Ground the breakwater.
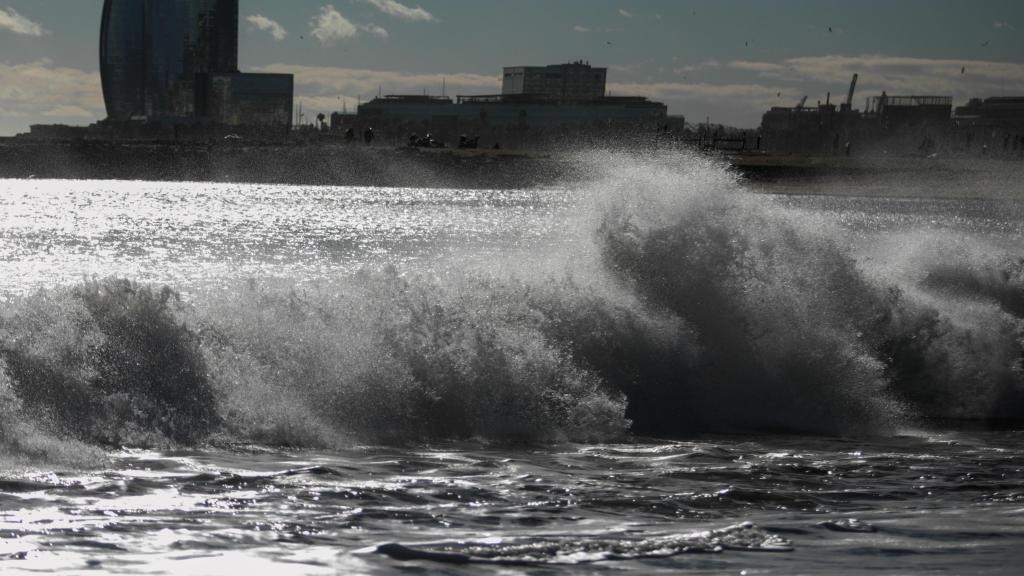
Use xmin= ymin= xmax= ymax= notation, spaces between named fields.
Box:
xmin=3 ymin=140 xmax=1024 ymax=199
xmin=0 ymin=140 xmax=578 ymax=189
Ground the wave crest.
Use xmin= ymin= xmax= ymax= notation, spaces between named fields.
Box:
xmin=2 ymin=151 xmax=1024 ymax=454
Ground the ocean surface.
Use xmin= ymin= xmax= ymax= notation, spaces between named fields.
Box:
xmin=1 ymin=151 xmax=1023 ymax=574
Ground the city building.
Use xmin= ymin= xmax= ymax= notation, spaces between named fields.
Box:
xmin=357 ymin=95 xmax=456 ymax=124
xmin=955 ymin=97 xmax=1024 ymax=127
xmin=357 ymin=93 xmax=665 ymax=127
xmin=758 ymin=72 xmax=965 ymax=156
xmin=349 ymin=62 xmax=662 ymax=144
xmin=99 ymin=0 xmax=291 ymax=129
xmin=502 ymin=62 xmax=607 ymax=101
xmin=867 ymin=93 xmax=953 ymax=129
xmin=201 ymin=73 xmax=294 ymax=127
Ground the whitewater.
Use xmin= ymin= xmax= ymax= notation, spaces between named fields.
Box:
xmin=1 ymin=151 xmax=1023 ymax=574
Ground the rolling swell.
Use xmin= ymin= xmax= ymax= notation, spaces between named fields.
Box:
xmin=1 ymin=151 xmax=1023 ymax=456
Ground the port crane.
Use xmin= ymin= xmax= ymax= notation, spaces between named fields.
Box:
xmin=844 ymin=74 xmax=858 ymax=111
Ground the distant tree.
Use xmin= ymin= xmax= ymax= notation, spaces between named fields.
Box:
xmin=316 ymin=113 xmax=326 ymax=131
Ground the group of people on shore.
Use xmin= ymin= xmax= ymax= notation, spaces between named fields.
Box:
xmin=405 ymin=133 xmax=485 ymax=150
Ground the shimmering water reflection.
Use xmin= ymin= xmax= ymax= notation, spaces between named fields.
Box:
xmin=0 ymin=180 xmax=572 ymax=292
xmin=2 ymin=434 xmax=1023 ymax=574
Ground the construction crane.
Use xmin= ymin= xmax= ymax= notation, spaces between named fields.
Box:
xmin=794 ymin=95 xmax=808 ymax=110
xmin=845 ymin=73 xmax=859 ymax=110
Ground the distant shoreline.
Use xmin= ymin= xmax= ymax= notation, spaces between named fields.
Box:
xmin=0 ymin=140 xmax=581 ymax=189
xmin=1 ymin=139 xmax=1023 ymax=197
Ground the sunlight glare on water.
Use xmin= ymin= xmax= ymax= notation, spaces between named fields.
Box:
xmin=0 ymin=179 xmax=573 ymax=292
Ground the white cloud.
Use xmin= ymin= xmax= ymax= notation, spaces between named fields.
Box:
xmin=609 ymin=80 xmax=792 ymax=102
xmin=609 ymin=79 xmax=804 ymax=126
xmin=728 ymin=60 xmax=788 ymax=74
xmin=255 ymin=63 xmax=498 ymax=110
xmin=294 ymin=95 xmax=361 ymax=111
xmin=618 ymin=9 xmax=633 ymax=18
xmin=673 ymin=60 xmax=720 ymax=75
xmin=0 ymin=106 xmax=28 ymax=118
xmin=573 ymin=25 xmax=592 ymax=33
xmin=42 ymin=105 xmax=95 ymax=118
xmin=993 ymin=20 xmax=1015 ymax=31
xmin=246 ymin=14 xmax=288 ymax=40
xmin=311 ymin=5 xmax=358 ymax=45
xmin=361 ymin=23 xmax=390 ymax=39
xmin=0 ymin=59 xmax=104 ymax=133
xmin=729 ymin=54 xmax=1024 ymax=98
xmin=363 ymin=0 xmax=435 ymax=22
xmin=0 ymin=7 xmax=45 ymax=36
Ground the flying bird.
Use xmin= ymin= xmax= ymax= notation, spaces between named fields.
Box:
xmin=828 ymin=26 xmax=833 ymax=33
xmin=982 ymin=41 xmax=989 ymax=46
xmin=961 ymin=66 xmax=965 ymax=74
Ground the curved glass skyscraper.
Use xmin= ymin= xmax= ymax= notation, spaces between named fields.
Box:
xmin=100 ymin=0 xmax=239 ymax=120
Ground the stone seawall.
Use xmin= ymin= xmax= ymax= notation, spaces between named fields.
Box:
xmin=0 ymin=141 xmax=579 ymax=188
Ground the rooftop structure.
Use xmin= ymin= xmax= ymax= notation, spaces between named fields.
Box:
xmin=501 ymin=62 xmax=607 ymax=102
xmin=202 ymin=73 xmax=294 ymax=127
xmin=357 ymin=93 xmax=664 ymax=126
xmin=955 ymin=97 xmax=1024 ymax=126
xmin=865 ymin=93 xmax=953 ymax=129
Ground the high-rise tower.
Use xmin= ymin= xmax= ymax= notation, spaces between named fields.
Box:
xmin=100 ymin=0 xmax=241 ymax=120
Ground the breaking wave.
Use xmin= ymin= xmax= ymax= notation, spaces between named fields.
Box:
xmin=1 ymin=150 xmax=1023 ymax=457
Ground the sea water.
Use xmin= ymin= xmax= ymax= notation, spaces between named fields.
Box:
xmin=1 ymin=151 xmax=1023 ymax=574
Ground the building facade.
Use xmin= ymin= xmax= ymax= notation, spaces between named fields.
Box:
xmin=100 ymin=0 xmax=288 ymax=129
xmin=955 ymin=97 xmax=1024 ymax=127
xmin=760 ymin=92 xmax=960 ymax=156
xmin=358 ymin=94 xmax=665 ymax=128
xmin=348 ymin=63 xmax=663 ymax=147
xmin=502 ymin=62 xmax=607 ymax=101
xmin=203 ymin=73 xmax=294 ymax=127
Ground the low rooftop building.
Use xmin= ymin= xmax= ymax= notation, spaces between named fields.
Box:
xmin=502 ymin=61 xmax=607 ymax=102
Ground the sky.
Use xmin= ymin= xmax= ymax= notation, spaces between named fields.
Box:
xmin=1 ymin=0 xmax=1023 ymax=135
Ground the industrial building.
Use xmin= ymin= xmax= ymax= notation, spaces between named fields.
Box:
xmin=501 ymin=62 xmax=607 ymax=101
xmin=356 ymin=94 xmax=666 ymax=128
xmin=760 ymin=76 xmax=863 ymax=155
xmin=868 ymin=94 xmax=953 ymax=129
xmin=99 ymin=0 xmax=292 ymax=129
xmin=345 ymin=62 xmax=666 ymax=147
xmin=755 ymin=73 xmax=1000 ymax=157
xmin=201 ymin=73 xmax=294 ymax=127
xmin=955 ymin=97 xmax=1024 ymax=127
